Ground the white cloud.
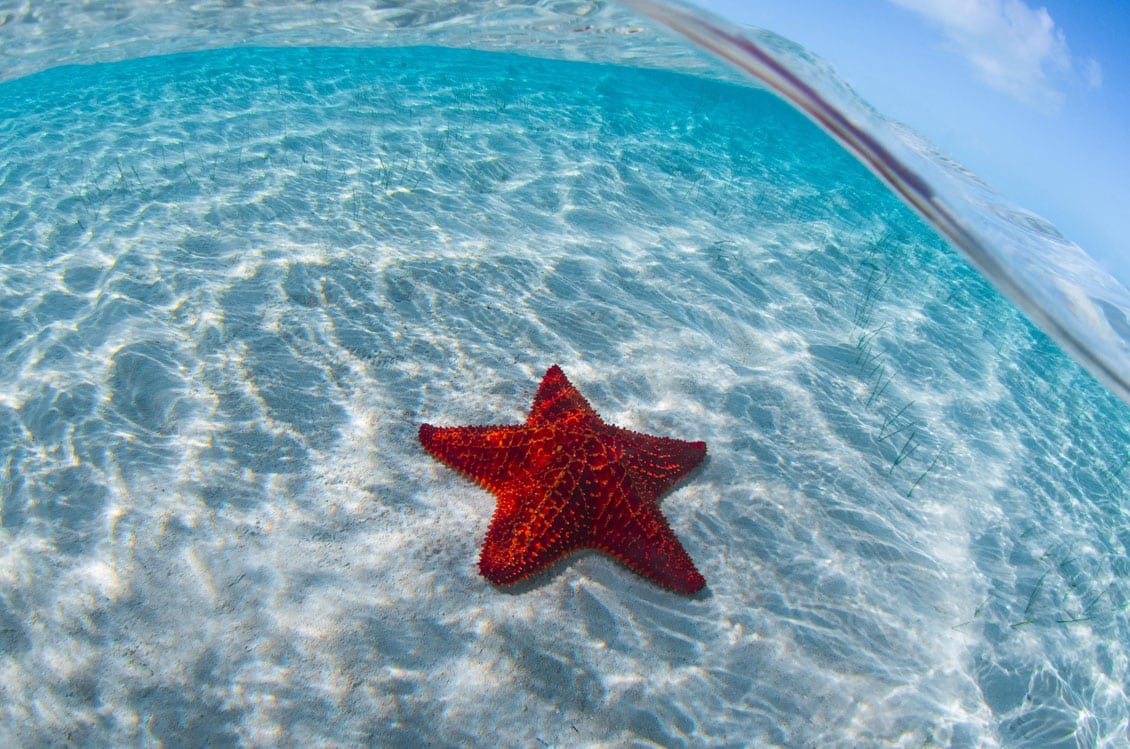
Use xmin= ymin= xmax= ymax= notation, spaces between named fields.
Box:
xmin=889 ymin=0 xmax=1080 ymax=108
xmin=1084 ymin=57 xmax=1103 ymax=89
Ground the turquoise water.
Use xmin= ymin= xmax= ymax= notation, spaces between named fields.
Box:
xmin=1 ymin=44 xmax=1128 ymax=746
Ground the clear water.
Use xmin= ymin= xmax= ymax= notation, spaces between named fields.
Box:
xmin=1 ymin=39 xmax=1128 ymax=749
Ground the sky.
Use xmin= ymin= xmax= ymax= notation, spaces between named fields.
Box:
xmin=694 ymin=0 xmax=1130 ymax=287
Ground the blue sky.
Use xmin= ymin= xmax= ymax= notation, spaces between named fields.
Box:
xmin=694 ymin=0 xmax=1130 ymax=286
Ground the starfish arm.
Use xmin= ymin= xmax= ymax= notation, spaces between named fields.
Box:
xmin=478 ymin=465 xmax=590 ymax=586
xmin=528 ymin=364 xmax=599 ymax=427
xmin=418 ymin=423 xmax=548 ymax=493
xmin=592 ymin=494 xmax=706 ymax=594
xmin=586 ymin=444 xmax=705 ymax=594
xmin=607 ymin=424 xmax=707 ymax=499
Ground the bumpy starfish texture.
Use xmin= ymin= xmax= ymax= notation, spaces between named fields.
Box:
xmin=419 ymin=364 xmax=706 ymax=594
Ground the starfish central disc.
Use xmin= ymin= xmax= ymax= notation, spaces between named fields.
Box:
xmin=419 ymin=364 xmax=707 ymax=594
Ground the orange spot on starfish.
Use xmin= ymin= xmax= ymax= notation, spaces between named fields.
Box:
xmin=419 ymin=364 xmax=707 ymax=594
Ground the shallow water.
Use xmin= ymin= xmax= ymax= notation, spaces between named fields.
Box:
xmin=1 ymin=40 xmax=1128 ymax=749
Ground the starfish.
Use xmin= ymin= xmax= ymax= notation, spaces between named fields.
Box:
xmin=418 ymin=364 xmax=707 ymax=594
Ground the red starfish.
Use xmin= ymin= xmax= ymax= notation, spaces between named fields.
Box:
xmin=419 ymin=364 xmax=707 ymax=594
